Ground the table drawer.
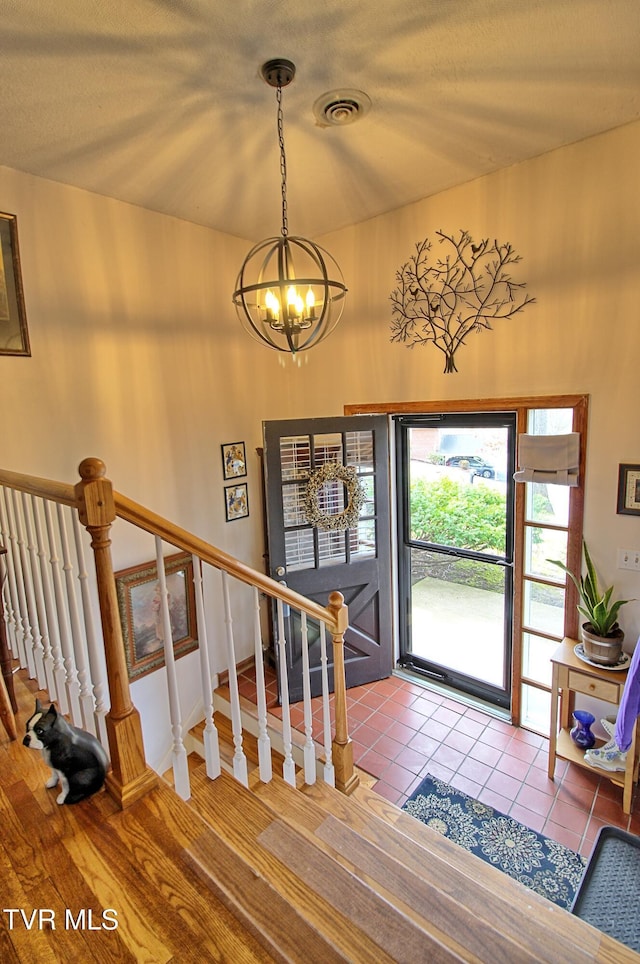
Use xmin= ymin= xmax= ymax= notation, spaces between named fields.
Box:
xmin=567 ymin=670 xmax=620 ymax=702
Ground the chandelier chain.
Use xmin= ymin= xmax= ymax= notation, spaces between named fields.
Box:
xmin=276 ymin=84 xmax=288 ymax=238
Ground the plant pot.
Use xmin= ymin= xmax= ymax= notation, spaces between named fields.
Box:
xmin=581 ymin=622 xmax=624 ymax=666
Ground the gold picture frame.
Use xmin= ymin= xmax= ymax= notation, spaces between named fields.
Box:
xmin=0 ymin=212 xmax=30 ymax=356
xmin=115 ymin=552 xmax=198 ymax=680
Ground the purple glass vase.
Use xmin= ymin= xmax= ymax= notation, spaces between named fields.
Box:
xmin=570 ymin=710 xmax=596 ymax=749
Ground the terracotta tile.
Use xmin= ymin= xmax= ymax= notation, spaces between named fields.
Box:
xmin=456 ymin=757 xmax=493 ymax=786
xmin=443 ymin=729 xmax=475 ymax=755
xmin=378 ymin=760 xmax=421 ymax=794
xmin=514 ymin=784 xmax=554 ymax=818
xmin=549 ymin=799 xmax=589 ymax=836
xmin=486 ymin=717 xmax=515 ymax=735
xmin=455 ymin=715 xmax=486 ymax=739
xmin=432 ymin=705 xmax=463 ymax=728
xmin=352 ymin=721 xmax=382 ymax=748
xmin=485 ymin=769 xmax=521 ymax=802
xmin=394 ymin=706 xmax=431 ymax=731
xmin=591 ymin=790 xmax=628 ymax=828
xmin=359 ymin=689 xmax=389 ymax=710
xmin=386 ymin=719 xmax=420 ymax=745
xmin=508 ymin=803 xmax=546 ymax=833
xmin=371 ymin=779 xmax=405 ymax=806
xmin=468 ymin=741 xmax=501 ymax=767
xmin=503 ymin=738 xmax=539 ymax=766
xmin=429 ymin=743 xmax=466 ymax=772
xmin=372 ymin=733 xmax=405 ymax=762
xmin=407 ymin=730 xmax=440 ymax=757
xmin=462 ymin=707 xmax=491 ymax=724
xmin=557 ymin=781 xmax=596 ymax=812
xmin=478 ymin=786 xmax=511 ymax=815
xmin=385 ymin=687 xmax=421 ymax=708
xmin=348 ymin=701 xmax=375 ymax=724
xmin=357 ymin=748 xmax=389 ymax=780
xmin=524 ymin=765 xmax=558 ymax=795
xmin=510 ymin=728 xmax=545 ymax=749
xmin=395 ymin=745 xmax=432 ymax=774
xmin=423 ymin=760 xmax=455 ymax=785
xmin=451 ymin=774 xmax=483 ymax=799
xmin=411 ymin=695 xmax=440 ymax=717
xmin=542 ymin=819 xmax=582 ymax=852
xmin=419 ymin=717 xmax=451 ymax=742
xmin=495 ymin=753 xmax=530 ymax=782
xmin=365 ymin=711 xmax=397 ymax=736
xmin=478 ymin=727 xmax=512 ymax=750
xmin=562 ymin=762 xmax=601 ymax=792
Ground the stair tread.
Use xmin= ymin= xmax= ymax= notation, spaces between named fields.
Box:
xmin=187 ymin=762 xmax=468 ymax=963
xmin=253 ymin=775 xmax=593 ymax=964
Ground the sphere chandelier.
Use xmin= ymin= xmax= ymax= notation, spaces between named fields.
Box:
xmin=232 ymin=59 xmax=347 ymax=355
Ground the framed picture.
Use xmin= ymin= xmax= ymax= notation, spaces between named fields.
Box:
xmin=221 ymin=441 xmax=247 ymax=479
xmin=0 ymin=213 xmax=30 ymax=356
xmin=115 ymin=552 xmax=198 ymax=681
xmin=617 ymin=464 xmax=640 ymax=516
xmin=224 ymin=483 xmax=249 ymax=521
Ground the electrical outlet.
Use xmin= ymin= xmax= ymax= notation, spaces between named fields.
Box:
xmin=617 ymin=548 xmax=640 ymax=571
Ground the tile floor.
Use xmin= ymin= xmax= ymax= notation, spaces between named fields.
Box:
xmin=238 ymin=665 xmax=640 ymax=859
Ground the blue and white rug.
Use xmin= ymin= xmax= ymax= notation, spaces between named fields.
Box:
xmin=402 ymin=774 xmax=587 ymax=909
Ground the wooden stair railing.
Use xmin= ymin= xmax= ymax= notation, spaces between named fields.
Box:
xmin=0 ymin=457 xmax=357 ymax=806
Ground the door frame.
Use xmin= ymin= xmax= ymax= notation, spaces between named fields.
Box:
xmin=345 ymin=395 xmax=588 ymax=726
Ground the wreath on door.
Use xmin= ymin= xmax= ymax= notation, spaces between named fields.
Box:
xmin=303 ymin=463 xmax=365 ymax=531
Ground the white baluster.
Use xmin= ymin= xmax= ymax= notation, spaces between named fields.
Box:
xmin=10 ymin=489 xmax=37 ymax=678
xmin=155 ymin=536 xmax=190 ymax=801
xmin=300 ymin=612 xmax=316 ymax=785
xmin=30 ymin=498 xmax=58 ymax=701
xmin=253 ymin=586 xmax=272 ymax=783
xmin=192 ymin=555 xmax=220 ymax=781
xmin=276 ymin=598 xmax=296 ymax=787
xmin=320 ymin=621 xmax=335 ymax=787
xmin=56 ymin=505 xmax=93 ymax=729
xmin=43 ymin=500 xmax=76 ymax=716
xmin=221 ymin=571 xmax=248 ymax=787
xmin=21 ymin=493 xmax=47 ymax=687
xmin=72 ymin=511 xmax=108 ymax=745
xmin=0 ymin=487 xmax=22 ymax=661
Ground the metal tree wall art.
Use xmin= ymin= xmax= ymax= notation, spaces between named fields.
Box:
xmin=390 ymin=229 xmax=535 ymax=373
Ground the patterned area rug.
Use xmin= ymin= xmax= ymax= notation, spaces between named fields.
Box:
xmin=402 ymin=774 xmax=587 ymax=909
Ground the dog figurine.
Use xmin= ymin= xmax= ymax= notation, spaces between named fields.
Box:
xmin=23 ymin=700 xmax=108 ymax=805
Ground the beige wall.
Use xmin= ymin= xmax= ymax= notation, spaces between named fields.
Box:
xmin=1 ymin=119 xmax=639 ymax=663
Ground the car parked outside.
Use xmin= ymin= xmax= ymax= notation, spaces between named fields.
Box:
xmin=444 ymin=455 xmax=496 ymax=478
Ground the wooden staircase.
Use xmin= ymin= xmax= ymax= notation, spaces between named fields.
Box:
xmin=177 ymin=709 xmax=640 ymax=963
xmin=2 ymin=665 xmax=639 ymax=962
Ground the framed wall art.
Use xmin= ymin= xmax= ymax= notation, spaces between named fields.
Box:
xmin=221 ymin=441 xmax=247 ymax=479
xmin=115 ymin=552 xmax=198 ymax=681
xmin=0 ymin=212 xmax=30 ymax=356
xmin=224 ymin=483 xmax=249 ymax=521
xmin=617 ymin=463 xmax=640 ymax=516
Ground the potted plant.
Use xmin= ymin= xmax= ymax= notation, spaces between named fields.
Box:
xmin=549 ymin=541 xmax=635 ymax=665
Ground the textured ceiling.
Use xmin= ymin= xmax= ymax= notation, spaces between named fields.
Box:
xmin=1 ymin=0 xmax=639 ymax=242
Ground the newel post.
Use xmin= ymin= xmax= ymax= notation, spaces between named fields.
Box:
xmin=327 ymin=591 xmax=359 ymax=795
xmin=75 ymin=458 xmax=157 ymax=808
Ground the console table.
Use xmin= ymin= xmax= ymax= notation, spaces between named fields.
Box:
xmin=548 ymin=638 xmax=639 ymax=814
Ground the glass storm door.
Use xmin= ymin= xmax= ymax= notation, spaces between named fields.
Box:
xmin=396 ymin=412 xmax=516 ymax=709
xmin=263 ymin=415 xmax=393 ymax=702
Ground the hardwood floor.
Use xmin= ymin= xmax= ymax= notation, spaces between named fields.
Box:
xmin=2 ymin=666 xmax=638 ymax=962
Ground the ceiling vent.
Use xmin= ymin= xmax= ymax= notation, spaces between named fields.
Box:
xmin=313 ymin=89 xmax=371 ymax=128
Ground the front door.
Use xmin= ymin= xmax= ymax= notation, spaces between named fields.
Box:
xmin=263 ymin=415 xmax=392 ymax=702
xmin=396 ymin=412 xmax=516 ymax=709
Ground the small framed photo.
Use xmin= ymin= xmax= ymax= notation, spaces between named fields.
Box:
xmin=115 ymin=552 xmax=198 ymax=681
xmin=221 ymin=441 xmax=247 ymax=480
xmin=0 ymin=212 xmax=30 ymax=356
xmin=617 ymin=464 xmax=640 ymax=516
xmin=224 ymin=483 xmax=249 ymax=521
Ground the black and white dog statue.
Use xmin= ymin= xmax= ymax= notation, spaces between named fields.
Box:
xmin=23 ymin=700 xmax=108 ymax=805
